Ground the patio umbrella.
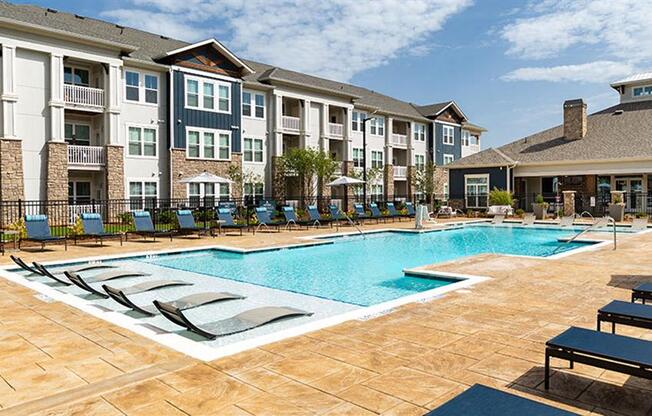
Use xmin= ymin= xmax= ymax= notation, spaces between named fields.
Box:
xmin=328 ymin=176 xmax=365 ymax=211
xmin=179 ymin=171 xmax=234 ymax=184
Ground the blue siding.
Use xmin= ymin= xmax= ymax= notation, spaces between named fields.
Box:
xmin=449 ymin=167 xmax=509 ymax=197
xmin=172 ymin=70 xmax=241 ymax=153
xmin=433 ymin=122 xmax=462 ymax=165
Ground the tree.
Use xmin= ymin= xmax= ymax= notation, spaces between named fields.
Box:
xmin=349 ymin=166 xmax=383 ymax=197
xmin=414 ymin=160 xmax=436 ymax=202
xmin=279 ymin=148 xmax=338 ymax=201
xmin=228 ymin=165 xmax=263 ymax=197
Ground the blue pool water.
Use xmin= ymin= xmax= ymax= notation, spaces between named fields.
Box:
xmin=142 ymin=225 xmax=591 ymax=306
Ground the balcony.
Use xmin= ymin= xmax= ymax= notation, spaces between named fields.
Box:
xmin=394 ymin=165 xmax=407 ymax=179
xmin=391 ymin=133 xmax=408 ymax=146
xmin=64 ymin=84 xmax=105 ymax=112
xmin=68 ymin=145 xmax=105 ymax=169
xmin=328 ymin=123 xmax=344 ymax=138
xmin=282 ymin=116 xmax=301 ymax=132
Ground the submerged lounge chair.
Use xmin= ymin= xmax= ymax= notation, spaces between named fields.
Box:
xmin=597 ymin=300 xmax=652 ymax=333
xmin=127 ymin=211 xmax=175 ymax=241
xmin=254 ymin=207 xmax=284 ymax=233
xmin=369 ymin=203 xmax=390 ymax=223
xmin=559 ymin=215 xmax=575 ymax=227
xmin=353 ymin=204 xmax=372 ymax=223
xmin=105 ymin=288 xmax=244 ymax=316
xmin=32 ymin=261 xmax=116 ymax=285
xmin=102 ymin=280 xmax=192 ymax=309
xmin=154 ymin=302 xmax=313 ymax=338
xmin=425 ymin=384 xmax=577 ymax=416
xmin=21 ymin=215 xmax=67 ymax=251
xmin=631 ymin=217 xmax=649 ymax=231
xmin=386 ymin=202 xmax=407 ymax=221
xmin=175 ymin=210 xmax=210 ymax=238
xmin=492 ymin=214 xmax=505 ymax=225
xmin=64 ymin=270 xmax=150 ymax=298
xmin=216 ymin=208 xmax=248 ymax=235
xmin=79 ymin=213 xmax=123 ymax=246
xmin=306 ymin=205 xmax=333 ymax=228
xmin=632 ymin=283 xmax=652 ymax=304
xmin=522 ymin=213 xmax=536 ymax=226
xmin=545 ymin=326 xmax=652 ymax=389
xmin=282 ymin=206 xmax=313 ymax=229
xmin=10 ymin=255 xmax=42 ymax=275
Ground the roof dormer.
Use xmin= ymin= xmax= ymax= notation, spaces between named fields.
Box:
xmin=610 ymin=72 xmax=652 ymax=104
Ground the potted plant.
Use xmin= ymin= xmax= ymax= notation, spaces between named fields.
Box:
xmin=532 ymin=194 xmax=549 ymax=219
xmin=608 ymin=194 xmax=625 ymax=222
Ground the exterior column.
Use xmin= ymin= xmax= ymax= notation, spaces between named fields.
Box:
xmin=562 ymin=190 xmax=576 ymax=216
xmin=105 ymin=145 xmax=125 ymax=200
xmin=0 ymin=44 xmax=24 ymax=201
xmin=299 ymin=99 xmax=310 ymax=148
xmin=384 ymin=117 xmax=394 ymax=199
xmin=105 ymin=63 xmax=121 ymax=145
xmin=271 ymin=94 xmax=285 ymax=199
xmin=45 ymin=53 xmax=68 ymax=201
xmin=49 ymin=53 xmax=65 ymax=142
xmin=1 ymin=44 xmax=18 ymax=139
xmin=407 ymin=121 xmax=416 ymax=198
xmin=343 ymin=106 xmax=353 ymax=162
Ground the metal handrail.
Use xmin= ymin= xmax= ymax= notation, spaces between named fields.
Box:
xmin=579 ymin=211 xmax=594 ymax=221
xmin=556 ymin=215 xmax=617 ymax=252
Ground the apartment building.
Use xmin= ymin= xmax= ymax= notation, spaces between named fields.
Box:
xmin=0 ymin=1 xmax=485 ymax=206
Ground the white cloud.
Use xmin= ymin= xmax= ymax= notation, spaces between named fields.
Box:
xmin=102 ymin=0 xmax=472 ymax=81
xmin=502 ymin=61 xmax=636 ymax=83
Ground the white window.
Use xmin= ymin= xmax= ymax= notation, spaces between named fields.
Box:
xmin=244 ymin=183 xmax=264 ymax=200
xmin=219 ymin=183 xmax=230 ymax=200
xmin=125 ymin=70 xmax=159 ymax=104
xmin=465 ymin=175 xmax=489 ymax=208
xmin=188 ymin=183 xmax=220 ymax=206
xmin=415 ymin=154 xmax=425 ymax=170
xmin=443 ymin=154 xmax=454 ymax=165
xmin=633 ymin=86 xmax=652 ymax=97
xmin=242 ymin=91 xmax=251 ymax=116
xmin=129 ymin=181 xmax=158 ymax=209
xmin=370 ymin=117 xmax=385 ymax=136
xmin=64 ymin=66 xmax=89 ymax=86
xmin=187 ymin=128 xmax=230 ymax=160
xmin=353 ymin=148 xmax=364 ymax=168
xmin=352 ymin=111 xmax=367 ymax=132
xmin=128 ymin=126 xmax=157 ymax=157
xmin=470 ymin=135 xmax=479 ymax=146
xmin=371 ymin=184 xmax=383 ymax=201
xmin=244 ymin=138 xmax=264 ymax=162
xmin=443 ymin=183 xmax=449 ymax=200
xmin=185 ymin=76 xmax=230 ymax=113
xmin=65 ymin=123 xmax=90 ymax=146
xmin=68 ymin=181 xmax=91 ymax=204
xmin=442 ymin=125 xmax=454 ymax=145
xmin=243 ymin=91 xmax=265 ymax=118
xmin=462 ymin=130 xmax=470 ymax=146
xmin=371 ymin=150 xmax=383 ymax=169
xmin=413 ymin=123 xmax=426 ymax=141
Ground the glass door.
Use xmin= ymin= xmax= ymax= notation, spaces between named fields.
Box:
xmin=615 ymin=177 xmax=643 ymax=211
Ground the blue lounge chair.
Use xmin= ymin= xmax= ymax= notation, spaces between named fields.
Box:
xmin=386 ymin=202 xmax=407 ymax=221
xmin=353 ymin=204 xmax=372 ymax=223
xmin=632 ymin=282 xmax=652 ymax=304
xmin=127 ymin=211 xmax=174 ymax=241
xmin=425 ymin=384 xmax=577 ymax=415
xmin=369 ymin=203 xmax=390 ymax=223
xmin=405 ymin=202 xmax=416 ymax=217
xmin=79 ymin=213 xmax=123 ymax=246
xmin=306 ymin=205 xmax=333 ymax=228
xmin=21 ymin=215 xmax=67 ymax=251
xmin=545 ymin=326 xmax=652 ymax=389
xmin=175 ymin=210 xmax=210 ymax=238
xmin=329 ymin=205 xmax=349 ymax=226
xmin=597 ymin=300 xmax=652 ymax=333
xmin=215 ymin=208 xmax=248 ymax=235
xmin=255 ymin=207 xmax=284 ymax=233
xmin=282 ymin=206 xmax=314 ymax=229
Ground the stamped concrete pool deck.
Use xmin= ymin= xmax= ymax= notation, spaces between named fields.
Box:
xmin=0 ymin=219 xmax=650 ymax=415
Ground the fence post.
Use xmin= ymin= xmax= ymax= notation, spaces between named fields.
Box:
xmin=18 ymin=199 xmax=23 ymax=220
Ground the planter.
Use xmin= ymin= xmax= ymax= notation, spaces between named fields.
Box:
xmin=608 ymin=203 xmax=625 ymax=222
xmin=531 ymin=203 xmax=548 ymax=220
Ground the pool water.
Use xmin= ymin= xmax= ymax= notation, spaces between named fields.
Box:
xmin=141 ymin=225 xmax=591 ymax=307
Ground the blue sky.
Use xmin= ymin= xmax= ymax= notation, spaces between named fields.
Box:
xmin=17 ymin=0 xmax=651 ymax=148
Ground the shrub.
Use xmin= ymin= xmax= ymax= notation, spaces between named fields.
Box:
xmin=68 ymin=217 xmax=84 ymax=236
xmin=534 ymin=194 xmax=545 ymax=204
xmin=488 ymin=188 xmax=514 ymax=206
xmin=635 ymin=212 xmax=648 ymax=219
xmin=515 ymin=209 xmax=524 ymax=217
xmin=118 ymin=212 xmax=133 ymax=226
xmin=6 ymin=218 xmax=26 ymax=239
xmin=613 ymin=194 xmax=623 ymax=204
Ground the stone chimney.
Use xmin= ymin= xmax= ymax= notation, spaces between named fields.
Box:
xmin=563 ymin=99 xmax=587 ymax=140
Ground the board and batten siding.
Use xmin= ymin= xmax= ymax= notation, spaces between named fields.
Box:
xmin=172 ymin=70 xmax=242 ymax=153
xmin=449 ymin=166 xmax=509 ymax=197
xmin=433 ymin=121 xmax=462 ymax=166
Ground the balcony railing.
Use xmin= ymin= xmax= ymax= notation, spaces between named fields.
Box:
xmin=394 ymin=165 xmax=407 ymax=178
xmin=282 ymin=116 xmax=301 ymax=131
xmin=391 ymin=133 xmax=408 ymax=146
xmin=329 ymin=123 xmax=344 ymax=137
xmin=64 ymin=84 xmax=105 ymax=111
xmin=68 ymin=145 xmax=105 ymax=167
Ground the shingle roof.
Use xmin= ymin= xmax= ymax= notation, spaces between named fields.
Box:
xmin=413 ymin=101 xmax=453 ymax=117
xmin=449 ymin=100 xmax=652 ymax=168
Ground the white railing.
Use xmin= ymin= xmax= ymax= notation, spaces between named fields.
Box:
xmin=282 ymin=116 xmax=301 ymax=131
xmin=68 ymin=145 xmax=105 ymax=166
xmin=391 ymin=133 xmax=408 ymax=146
xmin=64 ymin=84 xmax=105 ymax=109
xmin=68 ymin=204 xmax=103 ymax=224
xmin=394 ymin=165 xmax=407 ymax=178
xmin=329 ymin=123 xmax=344 ymax=137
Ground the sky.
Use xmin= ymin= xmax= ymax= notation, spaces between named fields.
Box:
xmin=17 ymin=0 xmax=652 ymax=148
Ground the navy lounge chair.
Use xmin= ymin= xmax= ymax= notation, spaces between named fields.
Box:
xmin=632 ymin=283 xmax=652 ymax=304
xmin=175 ymin=210 xmax=210 ymax=238
xmin=545 ymin=326 xmax=652 ymax=389
xmin=405 ymin=201 xmax=416 ymax=217
xmin=353 ymin=204 xmax=372 ymax=223
xmin=154 ymin=302 xmax=313 ymax=338
xmin=127 ymin=211 xmax=174 ymax=241
xmin=306 ymin=205 xmax=333 ymax=228
xmin=597 ymin=300 xmax=652 ymax=333
xmin=21 ymin=215 xmax=67 ymax=251
xmin=425 ymin=384 xmax=577 ymax=416
xmin=386 ymin=202 xmax=407 ymax=221
xmin=64 ymin=270 xmax=150 ymax=298
xmin=329 ymin=205 xmax=349 ymax=226
xmin=369 ymin=203 xmax=390 ymax=223
xmin=215 ymin=208 xmax=248 ymax=235
xmin=282 ymin=206 xmax=313 ymax=229
xmin=79 ymin=213 xmax=123 ymax=246
xmin=255 ymin=207 xmax=283 ymax=233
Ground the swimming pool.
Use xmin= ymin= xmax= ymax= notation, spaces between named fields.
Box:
xmin=141 ymin=225 xmax=591 ymax=306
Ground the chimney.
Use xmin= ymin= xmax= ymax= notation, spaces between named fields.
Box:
xmin=563 ymin=99 xmax=587 ymax=140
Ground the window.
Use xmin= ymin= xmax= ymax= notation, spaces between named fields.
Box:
xmin=64 ymin=123 xmax=90 ymax=146
xmin=353 ymin=148 xmax=364 ymax=168
xmin=465 ymin=175 xmax=488 ymax=208
xmin=443 ymin=154 xmax=454 ymax=165
xmin=470 ymin=135 xmax=479 ymax=146
xmin=68 ymin=181 xmax=91 ymax=204
xmin=187 ymin=128 xmax=230 ymax=160
xmin=244 ymin=183 xmax=264 ymax=202
xmin=413 ymin=124 xmax=426 ymax=141
xmin=186 ymin=79 xmax=199 ymax=107
xmin=203 ymin=82 xmax=214 ymax=110
xmin=442 ymin=125 xmax=454 ymax=145
xmin=188 ymin=183 xmax=218 ymax=207
xmin=218 ymin=84 xmax=230 ymax=112
xmin=64 ymin=66 xmax=89 ymax=86
xmin=244 ymin=138 xmax=264 ymax=162
xmin=128 ymin=126 xmax=157 ymax=157
xmin=219 ymin=183 xmax=230 ymax=200
xmin=371 ymin=151 xmax=383 ymax=169
xmin=462 ymin=130 xmax=470 ymax=146
xmin=633 ymin=86 xmax=652 ymax=97
xmin=185 ymin=76 xmax=230 ymax=113
xmin=125 ymin=70 xmax=159 ymax=104
xmin=443 ymin=183 xmax=449 ymax=200
xmin=242 ymin=91 xmax=251 ymax=116
xmin=415 ymin=154 xmax=425 ymax=170
xmin=255 ymin=94 xmax=265 ymax=118
xmin=129 ymin=181 xmax=157 ymax=209
xmin=370 ymin=117 xmax=385 ymax=136
xmin=352 ymin=111 xmax=367 ymax=132
xmin=371 ymin=184 xmax=383 ymax=201
xmin=242 ymin=91 xmax=265 ymax=118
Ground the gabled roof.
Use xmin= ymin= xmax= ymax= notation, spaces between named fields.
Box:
xmin=449 ymin=100 xmax=652 ymax=168
xmin=413 ymin=101 xmax=468 ymax=121
xmin=160 ymin=39 xmax=254 ymax=75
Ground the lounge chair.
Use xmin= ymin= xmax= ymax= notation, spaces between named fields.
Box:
xmin=105 ymin=288 xmax=244 ymax=316
xmin=21 ymin=215 xmax=67 ymax=251
xmin=632 ymin=283 xmax=652 ymax=304
xmin=545 ymin=326 xmax=652 ymax=389
xmin=10 ymin=255 xmax=42 ymax=275
xmin=405 ymin=202 xmax=416 ymax=218
xmin=175 ymin=210 xmax=210 ymax=238
xmin=32 ymin=261 xmax=117 ymax=286
xmin=127 ymin=211 xmax=175 ymax=241
xmin=282 ymin=206 xmax=313 ymax=229
xmin=154 ymin=302 xmax=313 ymax=338
xmin=597 ymin=300 xmax=652 ymax=333
xmin=369 ymin=203 xmax=390 ymax=223
xmin=353 ymin=204 xmax=372 ymax=223
xmin=306 ymin=205 xmax=333 ymax=228
xmin=216 ymin=208 xmax=248 ymax=235
xmin=522 ymin=213 xmax=536 ymax=226
xmin=386 ymin=202 xmax=407 ymax=221
xmin=437 ymin=206 xmax=455 ymax=218
xmin=329 ymin=205 xmax=350 ymax=226
xmin=254 ymin=207 xmax=283 ymax=233
xmin=64 ymin=270 xmax=150 ymax=298
xmin=631 ymin=217 xmax=649 ymax=231
xmin=79 ymin=213 xmax=123 ymax=246
xmin=425 ymin=384 xmax=577 ymax=416
xmin=559 ymin=215 xmax=575 ymax=227
xmin=102 ymin=280 xmax=192 ymax=308
xmin=492 ymin=214 xmax=504 ymax=225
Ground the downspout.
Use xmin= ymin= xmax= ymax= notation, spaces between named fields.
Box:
xmin=168 ymin=67 xmax=174 ymax=199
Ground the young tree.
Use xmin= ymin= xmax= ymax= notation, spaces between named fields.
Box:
xmin=349 ymin=166 xmax=383 ymax=198
xmin=414 ymin=160 xmax=436 ymax=203
xmin=228 ymin=165 xmax=263 ymax=198
xmin=280 ymin=148 xmax=338 ymax=201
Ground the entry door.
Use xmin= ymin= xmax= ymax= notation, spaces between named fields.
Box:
xmin=615 ymin=178 xmax=643 ymax=211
